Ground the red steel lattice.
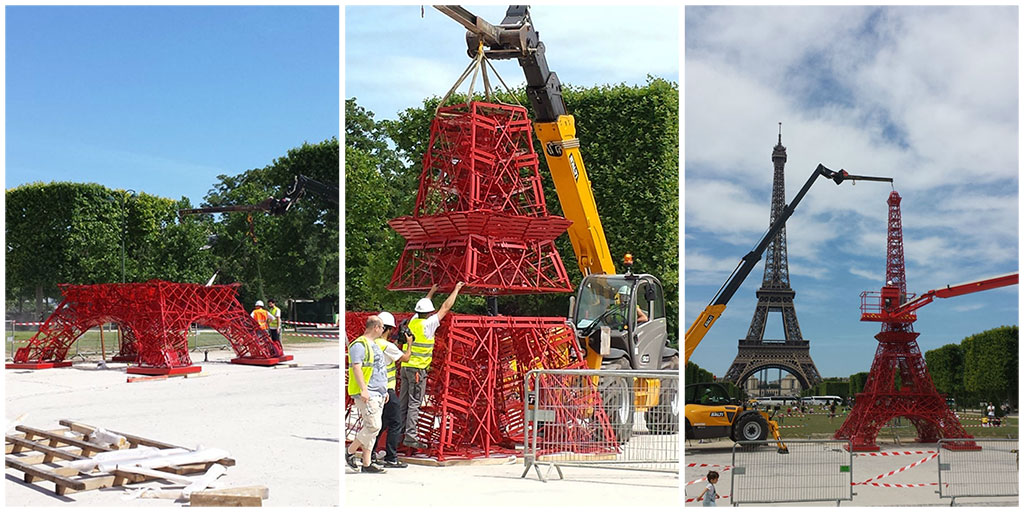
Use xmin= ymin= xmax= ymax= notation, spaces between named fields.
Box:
xmin=388 ymin=101 xmax=572 ymax=295
xmin=835 ymin=191 xmax=975 ymax=451
xmin=7 ymin=281 xmax=291 ymax=374
xmin=344 ymin=311 xmax=614 ymax=461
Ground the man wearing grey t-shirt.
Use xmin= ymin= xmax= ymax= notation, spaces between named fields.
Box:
xmin=346 ymin=316 xmax=390 ymax=473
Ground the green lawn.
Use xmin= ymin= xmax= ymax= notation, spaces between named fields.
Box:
xmin=770 ymin=409 xmax=1018 ymax=439
xmin=6 ymin=328 xmax=336 ymax=359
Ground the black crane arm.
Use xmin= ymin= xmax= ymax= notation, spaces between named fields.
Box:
xmin=710 ymin=164 xmax=893 ymax=307
xmin=434 ymin=5 xmax=566 ymax=122
xmin=177 ymin=175 xmax=338 ymax=219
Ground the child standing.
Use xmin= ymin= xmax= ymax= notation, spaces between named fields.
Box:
xmin=697 ymin=470 xmax=720 ymax=506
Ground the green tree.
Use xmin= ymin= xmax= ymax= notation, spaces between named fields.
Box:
xmin=347 ymin=78 xmax=680 ymax=339
xmin=925 ymin=343 xmax=964 ymax=403
xmin=849 ymin=371 xmax=869 ymax=396
xmin=962 ymin=325 xmax=1018 ymax=408
xmin=203 ymin=138 xmax=340 ymax=307
xmin=6 ymin=183 xmax=216 ymax=318
xmin=685 ymin=360 xmax=715 ymax=385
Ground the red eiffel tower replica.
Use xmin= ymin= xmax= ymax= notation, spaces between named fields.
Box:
xmin=835 ymin=191 xmax=977 ymax=451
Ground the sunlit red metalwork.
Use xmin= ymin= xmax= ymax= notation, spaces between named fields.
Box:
xmin=344 ymin=311 xmax=613 ymax=461
xmin=7 ymin=281 xmax=291 ymax=374
xmin=835 ymin=191 xmax=975 ymax=451
xmin=388 ymin=101 xmax=572 ymax=295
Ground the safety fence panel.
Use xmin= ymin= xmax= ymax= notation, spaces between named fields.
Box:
xmin=522 ymin=369 xmax=678 ymax=482
xmin=937 ymin=438 xmax=1018 ymax=504
xmin=730 ymin=439 xmax=853 ymax=506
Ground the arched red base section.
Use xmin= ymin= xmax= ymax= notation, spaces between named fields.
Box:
xmin=7 ymin=280 xmax=290 ymax=371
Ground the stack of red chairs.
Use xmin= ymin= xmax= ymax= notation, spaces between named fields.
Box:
xmin=387 ymin=101 xmax=573 ymax=296
xmin=344 ymin=311 xmax=613 ymax=461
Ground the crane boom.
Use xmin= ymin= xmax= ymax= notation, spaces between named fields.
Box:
xmin=178 ymin=175 xmax=338 ymax=218
xmin=866 ymin=272 xmax=1019 ymax=322
xmin=684 ymin=164 xmax=893 ymax=364
xmin=434 ymin=5 xmax=615 ymax=276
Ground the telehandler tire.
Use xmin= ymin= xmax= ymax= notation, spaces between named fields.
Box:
xmin=599 ymin=358 xmax=634 ymax=444
xmin=732 ymin=412 xmax=769 ymax=442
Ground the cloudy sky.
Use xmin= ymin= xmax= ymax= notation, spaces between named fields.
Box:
xmin=685 ymin=6 xmax=1019 ymax=379
xmin=345 ymin=5 xmax=679 ymax=120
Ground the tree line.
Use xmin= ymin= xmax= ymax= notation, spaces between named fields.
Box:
xmin=6 ymin=139 xmax=339 ymax=320
xmin=345 ymin=78 xmax=679 ymax=341
xmin=685 ymin=325 xmax=1018 ymax=411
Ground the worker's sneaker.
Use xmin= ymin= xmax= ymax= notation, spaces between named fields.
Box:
xmin=382 ymin=459 xmax=408 ymax=469
xmin=361 ymin=464 xmax=386 ymax=474
xmin=346 ymin=453 xmax=359 ymax=470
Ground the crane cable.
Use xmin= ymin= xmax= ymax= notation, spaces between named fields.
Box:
xmin=434 ymin=40 xmax=524 ymax=116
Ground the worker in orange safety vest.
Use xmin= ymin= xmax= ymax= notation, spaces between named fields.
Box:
xmin=251 ymin=300 xmax=274 ymax=331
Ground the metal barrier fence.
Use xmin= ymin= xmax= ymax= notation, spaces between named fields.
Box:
xmin=937 ymin=438 xmax=1018 ymax=505
xmin=521 ymin=369 xmax=678 ymax=482
xmin=730 ymin=439 xmax=853 ymax=506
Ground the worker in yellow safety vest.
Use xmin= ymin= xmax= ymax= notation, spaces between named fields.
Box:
xmin=373 ymin=312 xmax=412 ymax=468
xmin=346 ymin=315 xmax=388 ymax=474
xmin=401 ymin=281 xmax=465 ymax=449
xmin=266 ymin=299 xmax=282 ymax=343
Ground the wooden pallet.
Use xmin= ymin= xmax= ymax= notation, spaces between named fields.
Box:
xmin=5 ymin=419 xmax=235 ymax=496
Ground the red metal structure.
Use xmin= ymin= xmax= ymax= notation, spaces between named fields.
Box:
xmin=344 ymin=311 xmax=613 ymax=461
xmin=388 ymin=101 xmax=573 ymax=295
xmin=7 ymin=281 xmax=292 ymax=375
xmin=835 ymin=191 xmax=1016 ymax=451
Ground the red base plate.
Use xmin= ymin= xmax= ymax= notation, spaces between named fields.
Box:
xmin=230 ymin=354 xmax=294 ymax=366
xmin=847 ymin=444 xmax=881 ymax=452
xmin=6 ymin=361 xmax=74 ymax=370
xmin=126 ymin=365 xmax=202 ymax=376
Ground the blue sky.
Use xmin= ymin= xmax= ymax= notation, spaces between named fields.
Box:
xmin=345 ymin=5 xmax=679 ymax=121
xmin=685 ymin=6 xmax=1019 ymax=379
xmin=6 ymin=6 xmax=339 ymax=206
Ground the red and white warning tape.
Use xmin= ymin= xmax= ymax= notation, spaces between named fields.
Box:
xmin=855 ymin=453 xmax=937 ymax=485
xmin=685 ymin=466 xmax=732 ymax=486
xmin=685 ymin=495 xmax=729 ymax=503
xmin=12 ymin=322 xmax=44 ymax=326
xmin=686 ymin=463 xmax=729 ymax=468
xmin=859 ymin=482 xmax=939 ymax=488
xmin=283 ymin=320 xmax=339 ymax=328
xmin=856 ymin=450 xmax=937 ymax=457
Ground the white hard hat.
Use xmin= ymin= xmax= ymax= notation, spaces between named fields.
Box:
xmin=255 ymin=300 xmax=265 ymax=307
xmin=415 ymin=298 xmax=435 ymax=313
xmin=379 ymin=312 xmax=396 ymax=328
xmin=618 ymin=285 xmax=630 ymax=295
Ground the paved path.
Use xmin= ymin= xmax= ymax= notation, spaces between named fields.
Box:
xmin=6 ymin=343 xmax=339 ymax=507
xmin=684 ymin=440 xmax=1017 ymax=507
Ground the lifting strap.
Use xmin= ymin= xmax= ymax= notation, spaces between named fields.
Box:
xmin=435 ymin=41 xmax=523 ymax=115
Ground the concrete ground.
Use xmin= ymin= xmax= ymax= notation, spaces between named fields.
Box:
xmin=684 ymin=439 xmax=1018 ymax=507
xmin=5 ymin=342 xmax=339 ymax=507
xmin=345 ymin=455 xmax=679 ymax=507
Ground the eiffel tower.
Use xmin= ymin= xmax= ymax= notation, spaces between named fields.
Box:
xmin=723 ymin=126 xmax=822 ymax=391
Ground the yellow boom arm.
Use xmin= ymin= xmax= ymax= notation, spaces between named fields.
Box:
xmin=535 ymin=117 xmax=616 ymax=276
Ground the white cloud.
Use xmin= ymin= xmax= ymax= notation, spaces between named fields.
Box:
xmin=849 ymin=267 xmax=881 ymax=281
xmin=686 ymin=6 xmax=1018 ymax=376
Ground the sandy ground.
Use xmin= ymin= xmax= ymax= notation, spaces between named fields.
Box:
xmin=5 ymin=342 xmax=339 ymax=507
xmin=684 ymin=439 xmax=1018 ymax=507
xmin=345 ymin=455 xmax=680 ymax=507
